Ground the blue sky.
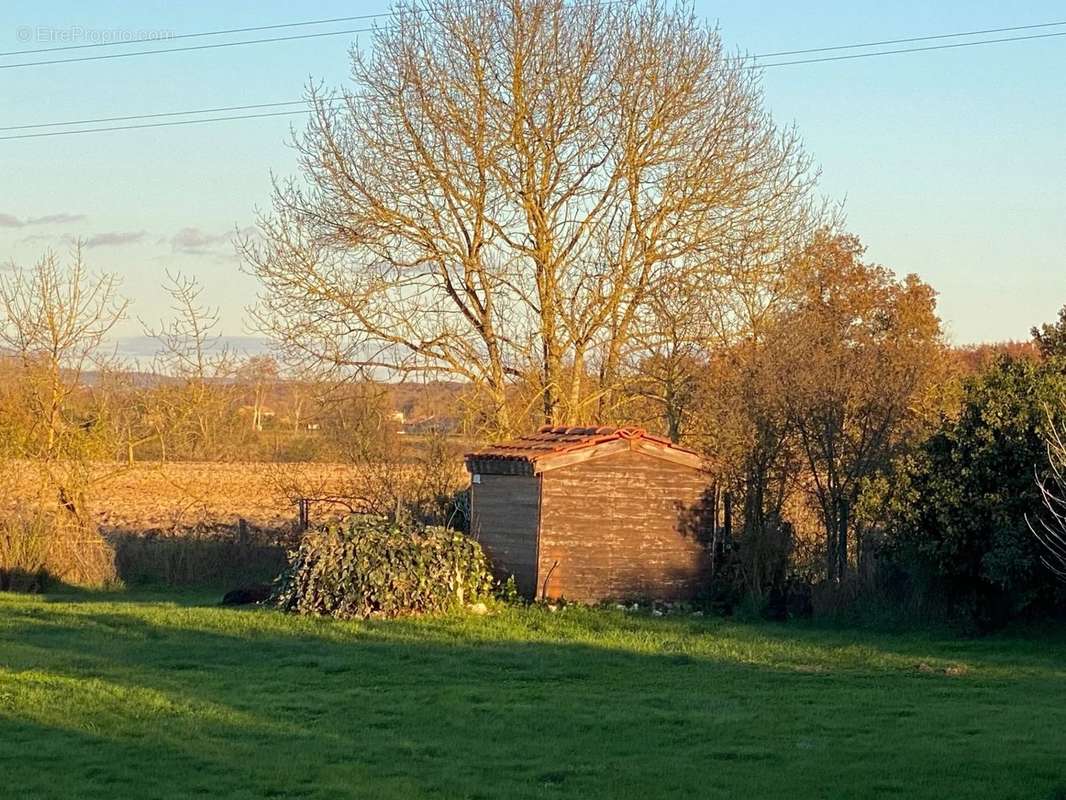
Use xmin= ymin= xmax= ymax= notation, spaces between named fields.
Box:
xmin=1 ymin=1 xmax=1063 ymax=344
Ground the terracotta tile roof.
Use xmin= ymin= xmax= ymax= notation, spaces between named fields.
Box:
xmin=465 ymin=425 xmax=697 ymax=465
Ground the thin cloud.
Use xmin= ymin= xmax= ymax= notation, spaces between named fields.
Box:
xmin=170 ymin=226 xmax=230 ymax=255
xmin=169 ymin=225 xmax=256 ymax=259
xmin=0 ymin=212 xmax=86 ymax=228
xmin=16 ymin=233 xmax=59 ymax=246
xmin=29 ymin=213 xmax=86 ymax=225
xmin=85 ymin=230 xmax=146 ymax=248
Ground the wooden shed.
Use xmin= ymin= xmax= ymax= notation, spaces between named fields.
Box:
xmin=464 ymin=425 xmax=711 ymax=602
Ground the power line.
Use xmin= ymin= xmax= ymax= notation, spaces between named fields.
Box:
xmin=758 ymin=28 xmax=1066 ymax=68
xmin=0 ymin=1 xmax=618 ymax=70
xmin=0 ymin=12 xmax=396 ymax=58
xmin=0 ymin=109 xmax=319 ymax=141
xmin=752 ymin=18 xmax=1066 ymax=59
xmin=0 ymin=11 xmax=1060 ymax=73
xmin=9 ymin=8 xmax=1054 ymax=64
xmin=0 ymin=100 xmax=309 ymax=132
xmin=0 ymin=25 xmax=382 ymax=70
xmin=3 ymin=21 xmax=1064 ymax=140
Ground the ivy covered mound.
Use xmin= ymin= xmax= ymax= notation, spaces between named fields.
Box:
xmin=273 ymin=515 xmax=495 ymax=619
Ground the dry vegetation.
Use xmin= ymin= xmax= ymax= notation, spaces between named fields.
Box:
xmin=0 ymin=248 xmax=468 ymax=589
xmin=1 ymin=456 xmax=469 ymax=588
xmin=87 ymin=462 xmax=358 ymax=532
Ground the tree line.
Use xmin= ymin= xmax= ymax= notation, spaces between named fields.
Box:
xmin=237 ymin=0 xmax=1066 ymax=624
xmin=3 ymin=0 xmax=1065 ymax=626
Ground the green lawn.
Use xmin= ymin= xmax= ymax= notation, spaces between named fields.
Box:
xmin=1 ymin=592 xmax=1064 ymax=799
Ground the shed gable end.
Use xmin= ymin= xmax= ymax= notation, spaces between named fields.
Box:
xmin=535 ymin=449 xmax=710 ymax=602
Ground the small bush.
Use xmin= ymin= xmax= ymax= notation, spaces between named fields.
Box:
xmin=274 ymin=515 xmax=494 ymax=619
xmin=0 ymin=509 xmax=117 ymax=591
xmin=49 ymin=519 xmax=118 ymax=588
xmin=498 ymin=575 xmax=522 ymax=604
xmin=0 ymin=513 xmax=50 ymax=591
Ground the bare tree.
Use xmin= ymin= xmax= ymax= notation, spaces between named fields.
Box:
xmin=95 ymin=368 xmax=158 ymax=466
xmin=622 ymin=218 xmax=819 ymax=442
xmin=146 ymin=270 xmax=237 ymax=381
xmin=242 ymin=0 xmax=818 ymax=435
xmin=622 ymin=270 xmax=712 ymax=441
xmin=239 ymin=355 xmax=280 ymax=432
xmin=0 ymin=247 xmax=127 ymax=585
xmin=0 ymin=247 xmax=127 ymax=496
xmin=1031 ymin=404 xmax=1066 ymax=578
xmin=144 ymin=271 xmax=241 ymax=459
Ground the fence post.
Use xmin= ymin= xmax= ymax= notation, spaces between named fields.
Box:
xmin=297 ymin=499 xmax=310 ymax=532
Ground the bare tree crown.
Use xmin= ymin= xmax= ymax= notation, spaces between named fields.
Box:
xmin=243 ymin=0 xmax=818 ymax=434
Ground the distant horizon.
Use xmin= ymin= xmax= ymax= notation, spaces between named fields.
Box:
xmin=107 ymin=334 xmax=274 ymax=366
xmin=102 ymin=331 xmax=1045 ymax=371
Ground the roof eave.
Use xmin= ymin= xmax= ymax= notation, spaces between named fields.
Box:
xmin=532 ymin=437 xmax=704 ymax=473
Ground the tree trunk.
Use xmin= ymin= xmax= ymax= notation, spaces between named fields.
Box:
xmin=837 ymin=496 xmax=849 ymax=580
xmin=566 ymin=347 xmax=586 ymax=426
xmin=825 ymin=504 xmax=838 ymax=583
xmin=541 ymin=335 xmax=562 ymax=425
xmin=666 ymin=383 xmax=683 ymax=443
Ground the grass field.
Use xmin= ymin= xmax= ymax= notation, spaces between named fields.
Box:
xmin=1 ymin=591 xmax=1065 ymax=800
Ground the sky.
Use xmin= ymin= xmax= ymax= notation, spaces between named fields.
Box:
xmin=0 ymin=1 xmax=1063 ymax=346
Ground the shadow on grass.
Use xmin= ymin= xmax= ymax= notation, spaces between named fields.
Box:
xmin=0 ymin=567 xmax=50 ymax=593
xmin=3 ymin=594 xmax=1066 ymax=799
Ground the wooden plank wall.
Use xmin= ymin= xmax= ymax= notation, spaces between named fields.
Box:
xmin=537 ymin=450 xmax=710 ymax=602
xmin=469 ymin=473 xmax=541 ymax=598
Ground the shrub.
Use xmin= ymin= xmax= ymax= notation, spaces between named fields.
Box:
xmin=274 ymin=515 xmax=494 ymax=619
xmin=112 ymin=523 xmax=287 ymax=587
xmin=883 ymin=356 xmax=1066 ymax=628
xmin=266 ymin=431 xmax=466 ymax=529
xmin=0 ymin=512 xmax=50 ymax=591
xmin=0 ymin=508 xmax=117 ymax=591
xmin=47 ymin=516 xmax=118 ymax=588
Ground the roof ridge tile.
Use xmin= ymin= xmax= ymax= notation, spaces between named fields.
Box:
xmin=466 ymin=424 xmax=699 ymax=464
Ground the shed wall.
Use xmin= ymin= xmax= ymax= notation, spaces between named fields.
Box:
xmin=537 ymin=450 xmax=709 ymax=602
xmin=469 ymin=473 xmax=540 ymax=598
